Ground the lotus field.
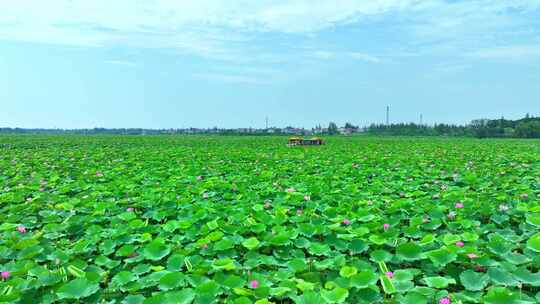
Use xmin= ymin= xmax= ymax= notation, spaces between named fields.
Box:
xmin=1 ymin=135 xmax=540 ymax=304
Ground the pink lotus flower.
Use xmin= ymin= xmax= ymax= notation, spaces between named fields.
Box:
xmin=17 ymin=225 xmax=26 ymax=233
xmin=264 ymin=201 xmax=271 ymax=209
xmin=343 ymin=219 xmax=350 ymax=225
xmin=521 ymin=193 xmax=529 ymax=200
xmin=202 ymin=243 xmax=208 ymax=249
xmin=439 ymin=297 xmax=451 ymax=304
xmin=126 ymin=207 xmax=134 ymax=212
xmin=249 ymin=280 xmax=259 ymax=289
xmin=455 ymin=241 xmax=464 ymax=247
xmin=385 ymin=271 xmax=394 ymax=279
xmin=286 ymin=188 xmax=296 ymax=193
xmin=455 ymin=202 xmax=464 ymax=209
xmin=367 ymin=200 xmax=374 ymax=206
xmin=447 ymin=211 xmax=456 ymax=219
xmin=95 ymin=172 xmax=104 ymax=177
xmin=296 ymin=209 xmax=303 ymax=216
xmin=0 ymin=271 xmax=9 ymax=280
xmin=196 ymin=175 xmax=203 ymax=181
xmin=203 ymin=193 xmax=209 ymax=199
xmin=383 ymin=223 xmax=390 ymax=230
xmin=304 ymin=195 xmax=311 ymax=201
xmin=467 ymin=253 xmax=478 ymax=259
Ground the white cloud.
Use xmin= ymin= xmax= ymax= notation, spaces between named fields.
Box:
xmin=432 ymin=62 xmax=472 ymax=74
xmin=193 ymin=72 xmax=270 ymax=85
xmin=406 ymin=1 xmax=540 ymax=44
xmin=104 ymin=60 xmax=138 ymax=67
xmin=0 ymin=0 xmax=419 ymax=39
xmin=309 ymin=51 xmax=380 ymax=62
xmin=468 ymin=45 xmax=540 ymax=60
xmin=348 ymin=52 xmax=380 ymax=63
xmin=311 ymin=51 xmax=335 ymax=60
xmin=0 ymin=0 xmax=444 ymax=51
xmin=1 ymin=0 xmax=540 ymax=62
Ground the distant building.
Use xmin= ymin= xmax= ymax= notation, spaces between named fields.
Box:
xmin=283 ymin=127 xmax=305 ymax=134
xmin=338 ymin=127 xmax=353 ymax=135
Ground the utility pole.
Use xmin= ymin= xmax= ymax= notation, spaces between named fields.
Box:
xmin=386 ymin=106 xmax=390 ymax=125
xmin=420 ymin=114 xmax=423 ymax=125
xmin=265 ymin=116 xmax=269 ymax=130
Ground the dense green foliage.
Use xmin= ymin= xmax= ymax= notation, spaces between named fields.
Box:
xmin=3 ymin=115 xmax=539 ymax=138
xmin=0 ymin=135 xmax=539 ymax=303
xmin=367 ymin=115 xmax=540 ymax=138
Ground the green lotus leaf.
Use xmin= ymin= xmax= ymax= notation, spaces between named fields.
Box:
xmin=123 ymin=295 xmax=146 ymax=304
xmin=483 ymin=287 xmax=523 ymax=304
xmin=370 ymin=250 xmax=392 ymax=263
xmin=242 ymin=237 xmax=260 ymax=250
xmin=112 ymin=271 xmax=137 ymax=287
xmin=339 ymin=266 xmax=358 ymax=278
xmin=158 ymin=272 xmax=186 ymax=290
xmin=214 ymin=239 xmax=235 ymax=251
xmin=57 ymin=278 xmax=100 ymax=300
xmin=422 ymin=276 xmax=456 ymax=289
xmin=401 ymin=292 xmax=427 ymax=304
xmin=513 ymin=267 xmax=540 ymax=286
xmin=488 ymin=268 xmax=519 ymax=286
xmin=527 ymin=233 xmax=540 ymax=252
xmin=526 ymin=214 xmax=540 ymax=227
xmin=321 ymin=287 xmax=349 ymax=303
xmin=460 ymin=270 xmax=489 ymax=291
xmin=350 ymin=270 xmax=378 ymax=288
xmin=212 ymin=258 xmax=237 ymax=271
xmin=294 ymin=291 xmax=325 ymax=304
xmin=288 ymin=258 xmax=308 ymax=273
xmin=308 ymin=243 xmax=331 ymax=256
xmin=424 ymin=248 xmax=457 ymax=267
xmin=396 ymin=242 xmax=423 ymax=261
xmin=142 ymin=240 xmax=171 ymax=261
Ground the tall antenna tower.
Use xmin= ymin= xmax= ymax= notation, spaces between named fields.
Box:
xmin=420 ymin=114 xmax=423 ymax=125
xmin=386 ymin=106 xmax=390 ymax=125
xmin=265 ymin=116 xmax=269 ymax=129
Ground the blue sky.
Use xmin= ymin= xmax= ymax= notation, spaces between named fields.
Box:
xmin=1 ymin=0 xmax=540 ymax=129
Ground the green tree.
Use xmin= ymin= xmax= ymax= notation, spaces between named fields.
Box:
xmin=328 ymin=122 xmax=339 ymax=135
xmin=516 ymin=121 xmax=540 ymax=138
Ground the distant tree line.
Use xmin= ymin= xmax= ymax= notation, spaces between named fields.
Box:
xmin=367 ymin=114 xmax=540 ymax=138
xmin=0 ymin=127 xmax=315 ymax=136
xmin=0 ymin=123 xmax=359 ymax=136
xmin=1 ymin=115 xmax=538 ymax=138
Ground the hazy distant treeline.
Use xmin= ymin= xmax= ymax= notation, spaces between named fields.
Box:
xmin=367 ymin=115 xmax=540 ymax=138
xmin=1 ymin=115 xmax=539 ymax=138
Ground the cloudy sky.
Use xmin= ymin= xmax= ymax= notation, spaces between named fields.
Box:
xmin=1 ymin=0 xmax=540 ymax=128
